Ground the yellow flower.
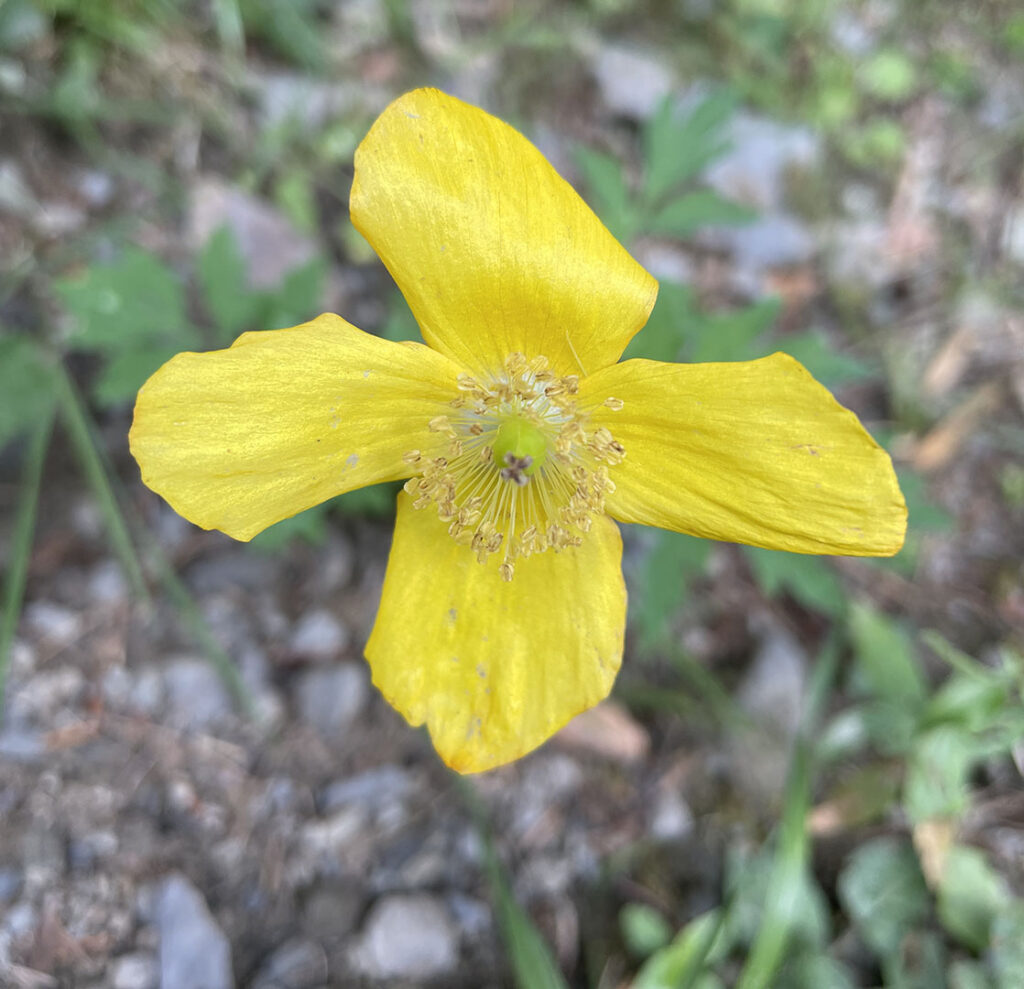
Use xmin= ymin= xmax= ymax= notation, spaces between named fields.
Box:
xmin=130 ymin=89 xmax=906 ymax=773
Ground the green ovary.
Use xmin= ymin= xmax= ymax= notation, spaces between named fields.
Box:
xmin=492 ymin=418 xmax=548 ymax=475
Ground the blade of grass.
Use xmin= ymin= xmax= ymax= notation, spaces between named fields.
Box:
xmin=0 ymin=409 xmax=54 ymax=725
xmin=734 ymin=635 xmax=840 ymax=989
xmin=55 ymin=361 xmax=150 ymax=604
xmin=54 ymin=362 xmax=252 ymax=715
xmin=148 ymin=545 xmax=254 ymax=717
xmin=458 ymin=778 xmax=570 ymax=989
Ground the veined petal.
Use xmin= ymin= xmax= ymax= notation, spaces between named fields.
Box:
xmin=581 ymin=354 xmax=907 ymax=555
xmin=366 ymin=492 xmax=626 ymax=773
xmin=130 ymin=313 xmax=461 ymax=541
xmin=351 ymin=88 xmax=657 ymax=379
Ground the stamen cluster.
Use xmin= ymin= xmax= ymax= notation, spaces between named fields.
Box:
xmin=403 ymin=353 xmax=625 ymax=581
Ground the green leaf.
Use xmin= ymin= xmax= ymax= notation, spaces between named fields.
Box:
xmin=263 ymin=256 xmax=326 ymax=328
xmin=623 ymin=280 xmax=698 ymax=363
xmin=774 ymin=329 xmax=873 ymax=387
xmin=574 ymin=145 xmax=636 ymax=244
xmin=690 ymin=298 xmax=780 ymax=364
xmin=903 ymin=725 xmax=975 ymax=823
xmin=848 ymin=602 xmax=926 ymax=706
xmin=634 ymin=909 xmax=730 ymax=989
xmin=249 ymin=503 xmax=330 ymax=551
xmin=643 ymin=90 xmax=737 ymax=203
xmin=379 ymin=291 xmax=422 ymax=343
xmin=647 ymin=190 xmax=756 ymax=239
xmin=745 ymin=547 xmax=845 ymax=617
xmin=634 ymin=530 xmax=709 ymax=649
xmin=621 ymin=903 xmax=673 ymax=958
xmin=837 ymin=837 xmax=930 ymax=960
xmin=938 ymin=845 xmax=1011 ymax=951
xmin=860 ymin=50 xmax=918 ymax=101
xmin=91 ymin=346 xmax=183 ymax=407
xmin=55 ymin=247 xmax=193 ymax=351
xmin=198 ymin=226 xmax=257 ymax=341
xmin=0 ymin=335 xmax=56 ymax=450
xmin=992 ymin=902 xmax=1024 ymax=989
xmin=779 ymin=954 xmax=857 ymax=989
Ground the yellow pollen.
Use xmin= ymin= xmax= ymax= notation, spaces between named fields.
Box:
xmin=403 ymin=353 xmax=625 ymax=579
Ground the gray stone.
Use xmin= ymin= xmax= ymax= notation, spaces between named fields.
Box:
xmin=704 ymin=112 xmax=821 ymax=213
xmin=88 ymin=560 xmax=128 ymax=604
xmin=0 ymin=867 xmax=22 ymax=904
xmin=252 ymin=937 xmax=326 ymax=989
xmin=155 ymin=873 xmax=233 ymax=989
xmin=294 ymin=664 xmax=367 ymax=737
xmin=320 ymin=766 xmax=414 ymax=814
xmin=350 ymin=894 xmax=458 ymax=980
xmin=290 ymin=609 xmax=349 ymax=662
xmin=162 ymin=658 xmax=233 ymax=731
xmin=591 ymin=44 xmax=675 ymax=119
xmin=109 ymin=953 xmax=158 ymax=989
xmin=23 ymin=600 xmax=83 ymax=648
xmin=649 ymin=789 xmax=696 ymax=841
xmin=1002 ymin=205 xmax=1024 ymax=266
xmin=188 ymin=178 xmax=317 ymax=290
xmin=737 ymin=627 xmax=808 ymax=738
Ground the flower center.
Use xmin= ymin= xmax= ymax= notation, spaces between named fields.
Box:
xmin=402 ymin=353 xmax=625 ymax=581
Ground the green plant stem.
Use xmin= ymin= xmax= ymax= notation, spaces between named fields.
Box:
xmin=0 ymin=410 xmax=54 ymax=724
xmin=735 ymin=634 xmax=840 ymax=989
xmin=55 ymin=362 xmax=151 ymax=604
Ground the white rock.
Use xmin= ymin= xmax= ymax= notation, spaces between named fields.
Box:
xmin=591 ymin=44 xmax=675 ymax=119
xmin=110 ymin=952 xmax=158 ymax=989
xmin=156 ymin=873 xmax=233 ymax=989
xmin=350 ymin=894 xmax=458 ymax=980
xmin=290 ymin=609 xmax=349 ymax=662
xmin=294 ymin=664 xmax=367 ymax=737
xmin=162 ymin=658 xmax=233 ymax=731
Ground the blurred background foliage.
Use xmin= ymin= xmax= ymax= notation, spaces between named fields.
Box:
xmin=1 ymin=0 xmax=1023 ymax=987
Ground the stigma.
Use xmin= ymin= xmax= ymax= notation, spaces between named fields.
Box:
xmin=402 ymin=353 xmax=625 ymax=581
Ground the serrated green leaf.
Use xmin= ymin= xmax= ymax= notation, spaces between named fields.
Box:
xmin=903 ymin=725 xmax=975 ymax=823
xmin=0 ymin=335 xmax=56 ymax=450
xmin=938 ymin=845 xmax=1011 ymax=951
xmin=774 ymin=329 xmax=873 ymax=387
xmin=745 ymin=547 xmax=845 ymax=617
xmin=634 ymin=530 xmax=709 ymax=649
xmin=643 ymin=90 xmax=737 ymax=203
xmin=56 ymin=247 xmax=193 ymax=351
xmin=91 ymin=345 xmax=183 ymax=407
xmin=848 ymin=602 xmax=926 ymax=706
xmin=779 ymin=953 xmax=857 ymax=989
xmin=689 ymin=297 xmax=780 ymax=364
xmin=647 ymin=190 xmax=756 ymax=239
xmin=264 ymin=256 xmax=326 ymax=328
xmin=837 ymin=837 xmax=930 ymax=960
xmin=623 ymin=280 xmax=698 ymax=363
xmin=198 ymin=226 xmax=257 ymax=341
xmin=575 ymin=145 xmax=636 ymax=244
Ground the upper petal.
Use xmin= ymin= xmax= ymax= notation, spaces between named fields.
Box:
xmin=351 ymin=88 xmax=657 ymax=378
xmin=580 ymin=353 xmax=907 ymax=555
xmin=130 ymin=313 xmax=461 ymax=541
xmin=366 ymin=492 xmax=626 ymax=773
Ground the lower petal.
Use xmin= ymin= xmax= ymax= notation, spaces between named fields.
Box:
xmin=366 ymin=492 xmax=626 ymax=773
xmin=130 ymin=313 xmax=461 ymax=541
xmin=581 ymin=354 xmax=906 ymax=555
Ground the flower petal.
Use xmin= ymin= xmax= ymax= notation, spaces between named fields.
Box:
xmin=581 ymin=353 xmax=907 ymax=555
xmin=351 ymin=88 xmax=657 ymax=378
xmin=130 ymin=313 xmax=461 ymax=541
xmin=366 ymin=492 xmax=626 ymax=773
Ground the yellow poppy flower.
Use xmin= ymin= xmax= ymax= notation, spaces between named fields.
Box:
xmin=130 ymin=88 xmax=906 ymax=773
